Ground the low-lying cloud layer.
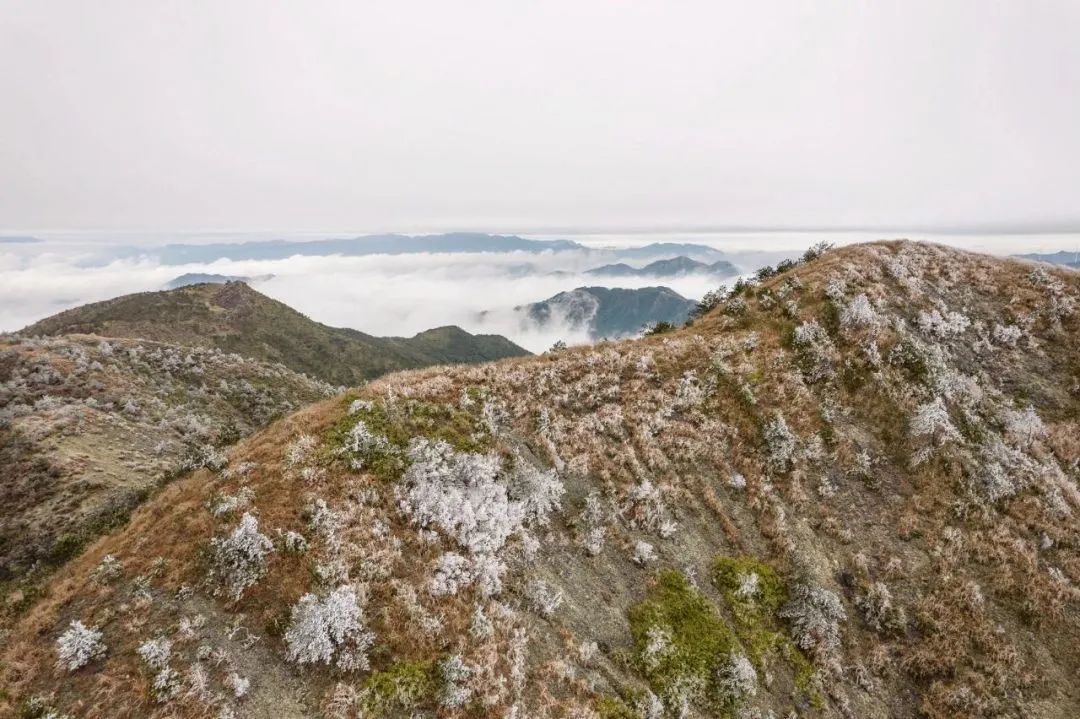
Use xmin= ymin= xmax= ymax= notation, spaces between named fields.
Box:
xmin=1 ymin=246 xmax=730 ymax=352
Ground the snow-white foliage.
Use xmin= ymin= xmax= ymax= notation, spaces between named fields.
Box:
xmin=285 ymin=433 xmax=317 ymax=467
xmin=1003 ymin=406 xmax=1047 ymax=447
xmin=525 ymin=579 xmax=565 ymax=617
xmin=633 ymin=540 xmax=656 ymax=565
xmin=55 ymin=620 xmax=106 ymax=671
xmin=624 ymin=479 xmax=677 ymax=538
xmin=736 ymin=572 xmax=760 ymax=600
xmin=470 ymin=605 xmax=494 ymax=640
xmin=641 ymin=625 xmax=673 ymax=671
xmin=439 ymin=654 xmax=475 ymax=709
xmin=226 ymin=672 xmax=250 ymax=698
xmin=779 ymin=584 xmax=847 ymax=656
xmin=348 ymin=399 xmax=373 ymax=415
xmin=841 ymin=294 xmax=881 ymax=331
xmin=138 ymin=638 xmax=180 ymax=703
xmin=673 ymin=370 xmax=705 ymax=409
xmin=91 ymin=554 xmax=123 ymax=584
xmin=344 ymin=420 xmax=394 ymax=468
xmin=211 ymin=513 xmax=274 ymax=600
xmin=429 ymin=552 xmax=474 ymax=596
xmin=284 ymin=585 xmax=375 ymax=671
xmin=580 ymin=491 xmax=609 ymax=555
xmin=909 ymin=397 xmax=961 ymax=464
xmin=728 ymin=473 xmax=747 ymax=490
xmin=717 ymin=653 xmax=757 ymax=700
xmin=917 ymin=308 xmax=971 ymax=338
xmin=398 ymin=438 xmax=532 ymax=555
xmin=991 ymin=323 xmax=1023 ymax=347
xmin=856 ymin=581 xmax=907 ymax=634
xmin=792 ymin=320 xmax=829 ymax=347
xmin=508 ymin=459 xmax=565 ymax=528
xmin=280 ymin=530 xmax=308 ymax=554
xmin=764 ymin=414 xmax=797 ymax=473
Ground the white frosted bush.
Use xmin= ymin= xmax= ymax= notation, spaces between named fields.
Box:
xmin=344 ymin=420 xmax=394 ymax=468
xmin=917 ymin=308 xmax=970 ymax=338
xmin=779 ymin=584 xmax=846 ymax=656
xmin=856 ymin=581 xmax=907 ymax=634
xmin=508 ymin=460 xmax=565 ymax=528
xmin=284 ymin=585 xmax=375 ymax=671
xmin=439 ymin=654 xmax=474 ymax=708
xmin=841 ymin=294 xmax=881 ymax=331
xmin=632 ymin=540 xmax=656 ymax=565
xmin=717 ymin=653 xmax=757 ymax=700
xmin=641 ymin=625 xmax=672 ymax=671
xmin=1003 ymin=406 xmax=1046 ymax=447
xmin=909 ymin=397 xmax=961 ymax=464
xmin=526 ymin=579 xmax=565 ymax=618
xmin=429 ymin=552 xmax=474 ymax=596
xmin=211 ymin=513 xmax=274 ymax=600
xmin=138 ymin=637 xmax=180 ymax=702
xmin=397 ymin=438 xmax=525 ymax=555
xmin=764 ymin=414 xmax=797 ymax=472
xmin=55 ymin=620 xmax=106 ymax=671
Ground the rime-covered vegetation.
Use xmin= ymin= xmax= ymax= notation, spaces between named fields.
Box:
xmin=0 ymin=334 xmax=335 ymax=586
xmin=1 ymin=241 xmax=1079 ymax=719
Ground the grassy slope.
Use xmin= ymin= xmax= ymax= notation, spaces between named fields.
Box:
xmin=3 ymin=242 xmax=1079 ymax=719
xmin=22 ymin=282 xmax=530 ymax=385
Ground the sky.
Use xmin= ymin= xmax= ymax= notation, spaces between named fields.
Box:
xmin=2 ymin=1 xmax=1079 ymax=233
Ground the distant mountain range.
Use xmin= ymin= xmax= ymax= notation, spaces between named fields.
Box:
xmin=106 ymin=232 xmax=737 ymax=266
xmin=164 ymin=272 xmax=274 ymax=289
xmin=519 ymin=286 xmax=695 ymax=339
xmin=585 ymin=255 xmax=739 ymax=278
xmin=0 ymin=235 xmax=41 ymax=244
xmin=1016 ymin=250 xmax=1080 ymax=268
xmin=22 ymin=282 xmax=529 ymax=385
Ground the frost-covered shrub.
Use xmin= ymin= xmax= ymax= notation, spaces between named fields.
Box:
xmin=279 ymin=529 xmax=308 ymax=554
xmin=55 ymin=620 xmax=106 ymax=671
xmin=182 ymin=443 xmax=228 ymax=472
xmin=91 ymin=554 xmax=123 ymax=585
xmin=991 ymin=323 xmax=1023 ymax=347
xmin=917 ymin=309 xmax=971 ymax=338
xmin=841 ymin=294 xmax=881 ymax=331
xmin=641 ymin=625 xmax=673 ymax=671
xmin=397 ymin=439 xmax=525 ymax=555
xmin=526 ymin=579 xmax=565 ymax=617
xmin=580 ymin=491 xmax=608 ymax=556
xmin=779 ymin=584 xmax=846 ymax=656
xmin=138 ymin=637 xmax=180 ymax=702
xmin=210 ymin=513 xmax=274 ymax=600
xmin=1002 ymin=406 xmax=1046 ymax=447
xmin=508 ymin=460 xmax=565 ymax=528
xmin=764 ymin=414 xmax=797 ymax=473
xmin=429 ymin=552 xmax=474 ymax=596
xmin=909 ymin=397 xmax=961 ymax=464
xmin=624 ymin=479 xmax=677 ymax=538
xmin=439 ymin=654 xmax=474 ymax=709
xmin=344 ymin=420 xmax=394 ymax=469
xmin=348 ymin=399 xmax=373 ymax=415
xmin=285 ymin=433 xmax=317 ymax=467
xmin=633 ymin=540 xmax=656 ymax=565
xmin=856 ymin=582 xmax=906 ymax=634
xmin=285 ymin=585 xmax=375 ymax=671
xmin=226 ymin=672 xmax=250 ymax=698
xmin=717 ymin=653 xmax=757 ymax=700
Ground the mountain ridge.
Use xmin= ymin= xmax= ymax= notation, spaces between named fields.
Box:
xmin=21 ymin=282 xmax=530 ymax=385
xmin=3 ymin=241 xmax=1079 ymax=719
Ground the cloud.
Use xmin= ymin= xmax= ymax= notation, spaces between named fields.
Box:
xmin=0 ymin=246 xmax=731 ymax=352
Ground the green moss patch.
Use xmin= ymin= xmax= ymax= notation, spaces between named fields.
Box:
xmin=360 ymin=659 xmax=438 ymax=716
xmin=628 ymin=570 xmax=738 ymax=710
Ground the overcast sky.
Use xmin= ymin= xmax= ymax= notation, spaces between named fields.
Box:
xmin=2 ymin=1 xmax=1079 ymax=233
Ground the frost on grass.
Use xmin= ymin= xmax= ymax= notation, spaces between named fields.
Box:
xmin=285 ymin=585 xmax=375 ymax=671
xmin=429 ymin=552 xmax=474 ymax=596
xmin=210 ymin=513 xmax=274 ymax=600
xmin=856 ymin=582 xmax=907 ymax=634
xmin=779 ymin=583 xmax=847 ymax=657
xmin=55 ymin=620 xmax=106 ymax=671
xmin=439 ymin=654 xmax=475 ymax=709
xmin=1002 ymin=406 xmax=1046 ymax=448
